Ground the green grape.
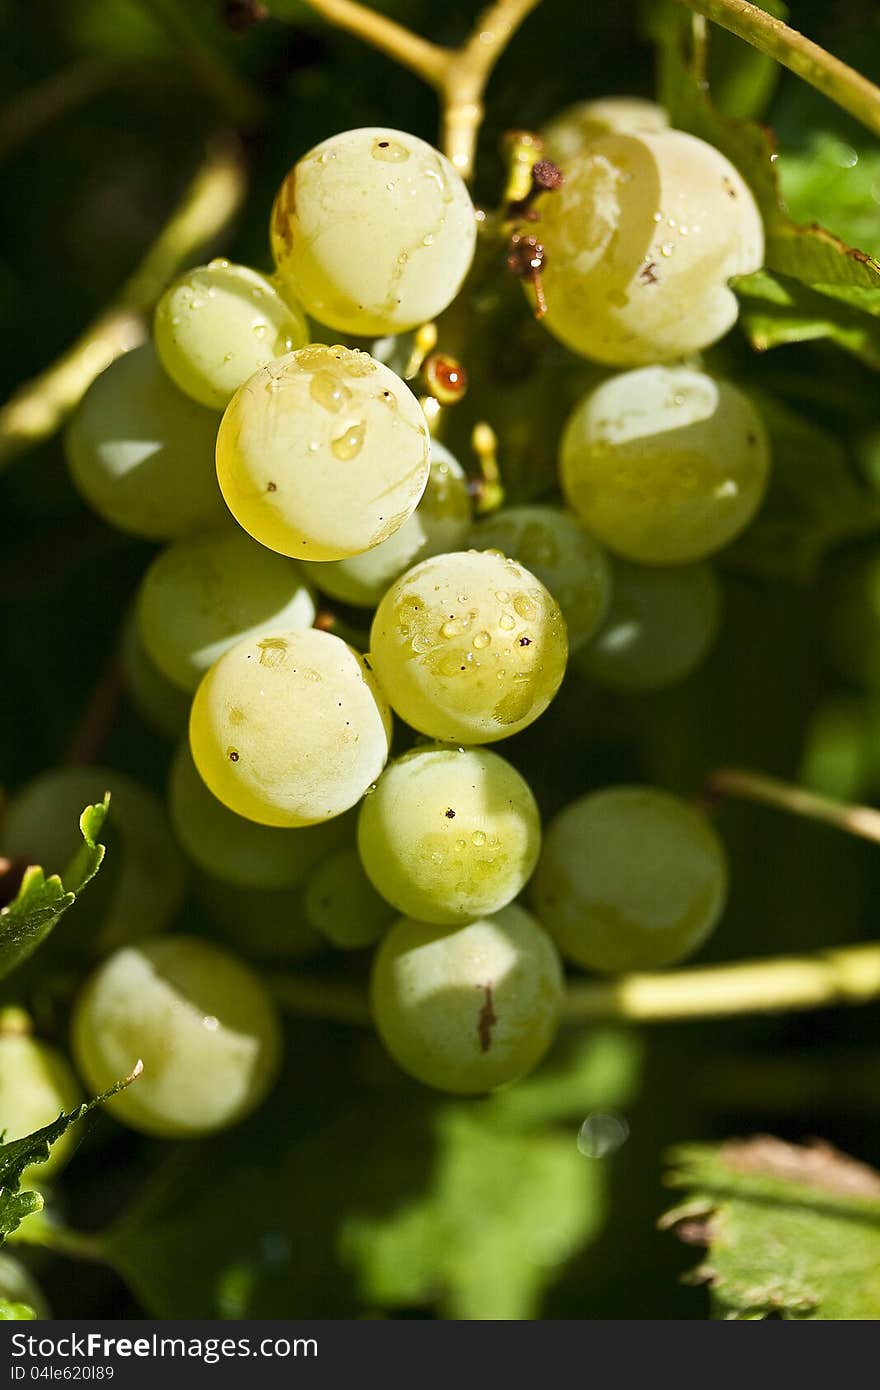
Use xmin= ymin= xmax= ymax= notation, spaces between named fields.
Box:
xmin=819 ymin=545 xmax=880 ymax=690
xmin=170 ymin=741 xmax=347 ymax=890
xmin=370 ymin=904 xmax=564 ymax=1095
xmin=189 ymin=627 xmax=392 ymax=827
xmin=531 ymin=130 xmax=763 ymax=364
xmin=0 ymin=1018 xmax=83 ymax=1183
xmin=72 ymin=936 xmax=282 ymax=1137
xmin=2 ymin=768 xmax=185 ymax=950
xmin=120 ymin=605 xmax=191 ymax=740
xmin=541 ymin=96 xmax=669 ymax=165
xmin=560 ymin=366 xmax=770 ymax=564
xmin=532 ymin=786 xmax=727 ymax=973
xmin=194 ymin=872 xmax=325 ymax=962
xmin=216 ymin=344 xmax=431 ymax=562
xmin=0 ymin=1255 xmax=49 ymax=1320
xmin=369 ymin=550 xmax=568 ymax=743
xmin=576 ymin=557 xmax=721 ymax=692
xmin=137 ymin=525 xmax=316 ymax=694
xmin=358 ymin=745 xmax=541 ymax=925
xmin=270 ymin=127 xmax=476 ymax=337
xmin=301 ymin=440 xmax=471 ymax=608
xmin=303 ymin=849 xmax=393 ymax=949
xmin=468 ymin=505 xmax=611 ymax=652
xmin=153 ymin=259 xmax=308 ymax=410
xmin=65 ymin=344 xmax=225 ymax=541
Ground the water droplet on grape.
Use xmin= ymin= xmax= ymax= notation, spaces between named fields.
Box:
xmin=331 ymin=423 xmax=366 ymax=460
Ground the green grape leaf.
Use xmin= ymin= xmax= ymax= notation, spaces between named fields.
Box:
xmin=662 ymin=1136 xmax=880 ymax=1319
xmin=723 ymin=390 xmax=880 ymax=582
xmin=0 ymin=1299 xmax=35 ymax=1320
xmin=0 ymin=797 xmax=109 ymax=979
xmin=647 ymin=1 xmax=880 ymax=367
xmin=0 ymin=1064 xmax=142 ymax=1246
xmin=108 ymin=1029 xmax=641 ymax=1319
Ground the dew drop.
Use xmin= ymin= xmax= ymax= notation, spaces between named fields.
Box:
xmin=310 ymin=371 xmax=351 ymax=413
xmin=471 ymin=830 xmax=487 ymax=847
xmin=513 ymin=594 xmax=536 ymax=621
xmin=660 ymin=242 xmax=674 ymax=258
xmin=332 ymin=423 xmax=366 ymax=460
xmin=472 ymin=630 xmax=491 ymax=650
xmin=499 ymin=613 xmax=515 ymax=631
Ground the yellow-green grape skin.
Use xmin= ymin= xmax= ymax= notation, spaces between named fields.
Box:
xmin=358 ymin=745 xmax=541 ymax=925
xmin=137 ymin=526 xmax=316 ymax=694
xmin=469 ymin=506 xmax=611 ymax=653
xmin=301 ymin=440 xmax=470 ymax=608
xmin=369 ymin=550 xmax=569 ymax=744
xmin=71 ymin=936 xmax=282 ymax=1138
xmin=576 ymin=557 xmax=721 ymax=692
xmin=189 ymin=627 xmax=393 ymax=827
xmin=193 ymin=872 xmax=326 ymax=962
xmin=169 ymin=741 xmax=351 ymax=891
xmin=0 ymin=1028 xmax=83 ymax=1183
xmin=303 ymin=849 xmax=394 ymax=949
xmin=370 ymin=905 xmax=564 ymax=1095
xmin=153 ymin=259 xmax=309 ymax=410
xmin=120 ymin=606 xmax=191 ymax=741
xmin=819 ymin=546 xmax=880 ymax=690
xmin=65 ymin=344 xmax=225 ymax=541
xmin=0 ymin=1256 xmax=50 ymax=1319
xmin=532 ymin=786 xmax=727 ymax=973
xmin=216 ymin=345 xmax=431 ymax=562
xmin=270 ymin=127 xmax=477 ymax=337
xmin=541 ymin=96 xmax=669 ymax=165
xmin=2 ymin=768 xmax=185 ymax=950
xmin=560 ymin=367 xmax=770 ymax=564
xmin=532 ymin=130 xmax=763 ymax=364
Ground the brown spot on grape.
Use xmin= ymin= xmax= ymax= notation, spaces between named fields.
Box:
xmin=639 ymin=261 xmax=659 ymax=285
xmin=445 ymin=808 xmax=456 ymax=819
xmin=477 ymin=984 xmax=497 ymax=1053
xmin=519 ymin=636 xmax=532 ymax=646
xmin=267 ymin=480 xmax=277 ymax=492
xmin=227 ymin=748 xmax=240 ymax=762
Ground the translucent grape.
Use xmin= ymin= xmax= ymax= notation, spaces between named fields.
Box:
xmin=170 ymin=741 xmax=346 ymax=890
xmin=469 ymin=505 xmax=611 ymax=652
xmin=194 ymin=872 xmax=325 ymax=962
xmin=532 ymin=786 xmax=727 ymax=973
xmin=65 ymin=344 xmax=225 ymax=540
xmin=542 ymin=96 xmax=669 ymax=165
xmin=532 ymin=130 xmax=764 ymax=363
xmin=270 ymin=127 xmax=476 ymax=336
xmin=137 ymin=525 xmax=316 ymax=693
xmin=576 ymin=557 xmax=721 ymax=691
xmin=120 ymin=605 xmax=191 ymax=741
xmin=2 ymin=768 xmax=185 ymax=950
xmin=301 ymin=440 xmax=470 ymax=608
xmin=189 ymin=627 xmax=392 ymax=827
xmin=370 ymin=905 xmax=564 ymax=1095
xmin=153 ymin=259 xmax=308 ymax=409
xmin=72 ymin=936 xmax=282 ymax=1137
xmin=216 ymin=344 xmax=431 ymax=561
xmin=0 ymin=1255 xmax=50 ymax=1319
xmin=560 ymin=366 xmax=770 ymax=564
xmin=369 ymin=550 xmax=568 ymax=743
xmin=358 ymin=745 xmax=541 ymax=924
xmin=303 ymin=849 xmax=394 ymax=949
xmin=0 ymin=1021 xmax=83 ymax=1183
xmin=819 ymin=546 xmax=880 ymax=690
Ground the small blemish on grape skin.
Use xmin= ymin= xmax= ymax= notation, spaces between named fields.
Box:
xmin=445 ymin=808 xmax=456 ymax=819
xmin=228 ymin=749 xmax=240 ymax=762
xmin=267 ymin=481 xmax=277 ymax=492
xmin=477 ymin=984 xmax=497 ymax=1053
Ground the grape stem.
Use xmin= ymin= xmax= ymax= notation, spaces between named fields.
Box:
xmin=675 ymin=0 xmax=880 ymax=138
xmin=296 ymin=0 xmax=543 ymax=177
xmin=0 ymin=137 xmax=245 ymax=471
xmin=704 ymin=766 xmax=880 ymax=845
xmin=271 ymin=939 xmax=880 ymax=1028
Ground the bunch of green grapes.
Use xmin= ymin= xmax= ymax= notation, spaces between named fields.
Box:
xmin=52 ymin=107 xmax=759 ymax=1126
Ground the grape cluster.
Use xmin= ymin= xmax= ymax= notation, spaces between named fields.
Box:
xmin=1 ymin=112 xmax=768 ymax=1140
